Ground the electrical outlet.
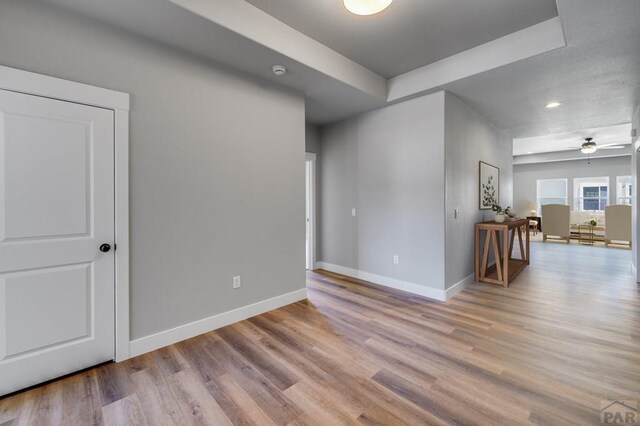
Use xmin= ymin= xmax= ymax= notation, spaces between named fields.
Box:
xmin=233 ymin=276 xmax=241 ymax=289
xmin=351 ymin=208 xmax=357 ymax=217
xmin=393 ymin=255 xmax=399 ymax=265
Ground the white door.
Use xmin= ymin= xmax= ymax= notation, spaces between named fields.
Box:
xmin=0 ymin=90 xmax=115 ymax=395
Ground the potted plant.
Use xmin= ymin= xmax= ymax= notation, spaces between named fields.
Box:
xmin=492 ymin=204 xmax=506 ymax=223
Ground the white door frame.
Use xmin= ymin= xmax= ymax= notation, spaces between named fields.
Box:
xmin=0 ymin=65 xmax=131 ymax=362
xmin=305 ymin=152 xmax=317 ymax=270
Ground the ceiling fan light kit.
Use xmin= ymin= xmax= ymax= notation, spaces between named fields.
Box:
xmin=580 ymin=138 xmax=598 ymax=154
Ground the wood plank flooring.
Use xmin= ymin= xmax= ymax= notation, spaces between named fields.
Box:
xmin=1 ymin=242 xmax=638 ymax=425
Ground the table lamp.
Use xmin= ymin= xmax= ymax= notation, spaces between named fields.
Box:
xmin=528 ymin=202 xmax=538 ymax=216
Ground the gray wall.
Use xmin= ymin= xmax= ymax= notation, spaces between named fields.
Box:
xmin=319 ymin=92 xmax=446 ymax=289
xmin=513 ymin=156 xmax=631 ymax=215
xmin=444 ymin=93 xmax=513 ymax=289
xmin=0 ymin=0 xmax=306 ymax=339
xmin=305 ymin=123 xmax=321 ymax=154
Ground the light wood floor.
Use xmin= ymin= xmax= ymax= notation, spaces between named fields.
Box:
xmin=1 ymin=242 xmax=638 ymax=425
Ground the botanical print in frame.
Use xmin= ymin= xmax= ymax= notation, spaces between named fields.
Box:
xmin=479 ymin=161 xmax=500 ymax=210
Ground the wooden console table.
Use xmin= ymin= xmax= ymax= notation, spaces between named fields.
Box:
xmin=475 ymin=219 xmax=530 ymax=287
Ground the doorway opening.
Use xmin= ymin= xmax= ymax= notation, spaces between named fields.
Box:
xmin=305 ymin=153 xmax=316 ymax=270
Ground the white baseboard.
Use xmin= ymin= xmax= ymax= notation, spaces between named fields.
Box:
xmin=129 ymin=288 xmax=307 ymax=358
xmin=316 ymin=262 xmax=455 ymax=301
xmin=445 ymin=273 xmax=475 ymax=299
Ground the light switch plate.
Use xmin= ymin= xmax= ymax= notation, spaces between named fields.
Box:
xmin=233 ymin=276 xmax=241 ymax=289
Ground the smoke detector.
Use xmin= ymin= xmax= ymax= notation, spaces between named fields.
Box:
xmin=272 ymin=65 xmax=287 ymax=76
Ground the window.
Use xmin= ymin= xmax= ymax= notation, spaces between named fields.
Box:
xmin=616 ymin=176 xmax=633 ymax=205
xmin=574 ymin=177 xmax=609 ymax=211
xmin=536 ymin=179 xmax=568 ymax=212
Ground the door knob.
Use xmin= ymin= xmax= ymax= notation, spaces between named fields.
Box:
xmin=99 ymin=244 xmax=112 ymax=253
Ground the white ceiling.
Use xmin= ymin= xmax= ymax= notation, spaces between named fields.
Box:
xmin=442 ymin=0 xmax=640 ymax=139
xmin=39 ymin=0 xmax=640 ymax=143
xmin=513 ymin=123 xmax=632 ymax=156
xmin=243 ymin=0 xmax=558 ymax=78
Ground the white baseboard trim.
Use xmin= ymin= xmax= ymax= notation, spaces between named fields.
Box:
xmin=129 ymin=288 xmax=307 ymax=358
xmin=445 ymin=273 xmax=475 ymax=299
xmin=316 ymin=262 xmax=451 ymax=301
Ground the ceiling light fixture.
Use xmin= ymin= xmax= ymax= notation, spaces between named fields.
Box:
xmin=545 ymin=101 xmax=562 ymax=109
xmin=343 ymin=0 xmax=394 ymax=16
xmin=580 ymin=138 xmax=598 ymax=154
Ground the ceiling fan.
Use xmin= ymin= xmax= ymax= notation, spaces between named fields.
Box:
xmin=569 ymin=137 xmax=626 ymax=164
xmin=571 ymin=137 xmax=626 ymax=154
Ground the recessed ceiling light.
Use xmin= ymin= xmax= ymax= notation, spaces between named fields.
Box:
xmin=527 ymin=151 xmax=533 ymax=154
xmin=545 ymin=102 xmax=562 ymax=109
xmin=343 ymin=0 xmax=394 ymax=15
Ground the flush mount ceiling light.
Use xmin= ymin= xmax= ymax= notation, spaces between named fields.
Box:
xmin=545 ymin=101 xmax=562 ymax=109
xmin=343 ymin=0 xmax=394 ymax=15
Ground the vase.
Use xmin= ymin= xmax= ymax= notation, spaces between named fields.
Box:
xmin=494 ymin=214 xmax=506 ymax=223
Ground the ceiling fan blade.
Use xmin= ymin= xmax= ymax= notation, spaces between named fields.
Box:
xmin=598 ymin=145 xmax=625 ymax=149
xmin=598 ymin=143 xmax=626 ymax=147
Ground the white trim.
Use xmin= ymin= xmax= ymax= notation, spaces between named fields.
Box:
xmin=1 ymin=65 xmax=130 ymax=362
xmin=114 ymin=110 xmax=130 ymax=362
xmin=0 ymin=65 xmax=129 ymax=111
xmin=129 ymin=288 xmax=308 ymax=357
xmin=444 ymin=273 xmax=475 ymax=300
xmin=316 ymin=262 xmax=454 ymax=301
xmin=317 ymin=262 xmax=474 ymax=301
xmin=305 ymin=152 xmax=317 ymax=270
xmin=632 ymin=262 xmax=637 ymax=282
xmin=388 ymin=17 xmax=566 ymax=102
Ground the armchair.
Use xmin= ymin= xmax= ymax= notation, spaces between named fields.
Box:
xmin=605 ymin=205 xmax=631 ymax=247
xmin=541 ymin=204 xmax=570 ymax=243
